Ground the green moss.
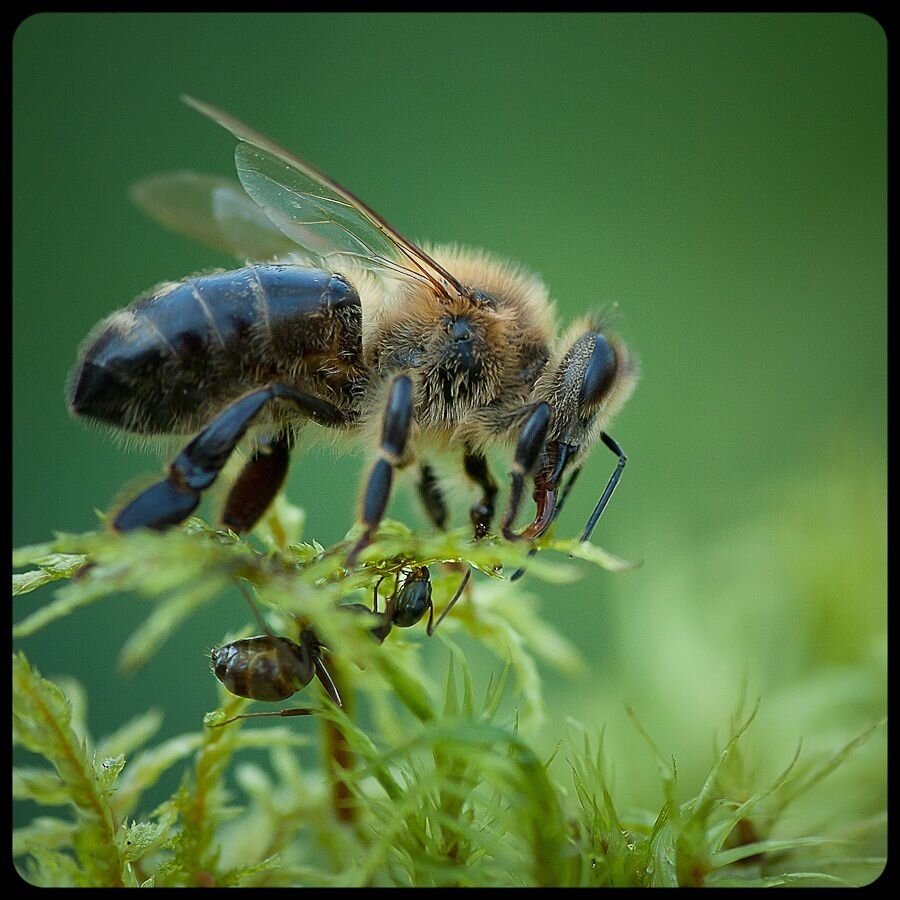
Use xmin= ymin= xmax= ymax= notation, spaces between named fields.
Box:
xmin=12 ymin=502 xmax=885 ymax=886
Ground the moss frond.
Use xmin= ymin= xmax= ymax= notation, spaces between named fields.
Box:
xmin=13 ymin=652 xmax=126 ymax=886
xmin=12 ymin=502 xmax=885 ymax=886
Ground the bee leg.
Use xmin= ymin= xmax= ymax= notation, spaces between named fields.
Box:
xmin=417 ymin=463 xmax=448 ymax=530
xmin=510 ymin=465 xmax=582 ymax=582
xmin=346 ymin=375 xmax=414 ymax=566
xmin=221 ymin=433 xmax=293 ymax=533
xmin=463 ymin=449 xmax=498 ymax=539
xmin=578 ymin=432 xmax=627 ymax=543
xmin=500 ymin=403 xmax=551 ymax=541
xmin=113 ymin=384 xmax=347 ymax=532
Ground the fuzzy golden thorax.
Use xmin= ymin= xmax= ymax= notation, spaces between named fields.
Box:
xmin=365 ymin=246 xmax=556 ymax=429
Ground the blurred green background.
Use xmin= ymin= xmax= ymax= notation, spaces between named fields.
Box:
xmin=13 ymin=12 xmax=885 ymax=848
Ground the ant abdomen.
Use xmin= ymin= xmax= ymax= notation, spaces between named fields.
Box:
xmin=68 ymin=265 xmax=362 ymax=435
xmin=211 ymin=634 xmax=315 ymax=702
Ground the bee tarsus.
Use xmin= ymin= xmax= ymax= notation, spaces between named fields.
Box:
xmin=462 ymin=449 xmax=499 ymax=540
xmin=416 ymin=463 xmax=449 ymax=531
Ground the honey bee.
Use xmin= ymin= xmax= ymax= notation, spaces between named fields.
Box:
xmin=68 ymin=97 xmax=637 ymax=566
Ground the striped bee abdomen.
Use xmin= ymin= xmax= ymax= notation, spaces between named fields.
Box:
xmin=68 ymin=265 xmax=362 ymax=434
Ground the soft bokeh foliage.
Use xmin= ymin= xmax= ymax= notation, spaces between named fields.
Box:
xmin=14 ymin=12 xmax=885 ymax=888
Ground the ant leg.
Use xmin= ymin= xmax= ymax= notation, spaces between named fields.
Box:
xmin=346 ymin=376 xmax=414 ymax=566
xmin=417 ymin=463 xmax=448 ymax=530
xmin=313 ymin=656 xmax=343 ymax=707
xmin=500 ymin=403 xmax=551 ymax=541
xmin=222 ymin=432 xmax=293 ymax=532
xmin=113 ymin=384 xmax=348 ymax=532
xmin=372 ymin=573 xmax=391 ymax=613
xmin=233 ymin=579 xmax=272 ymax=634
xmin=209 ymin=707 xmax=320 ymax=727
xmin=463 ymin=449 xmax=498 ymax=539
xmin=579 ymin=432 xmax=627 ymax=543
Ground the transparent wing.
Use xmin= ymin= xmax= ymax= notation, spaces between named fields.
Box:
xmin=130 ymin=172 xmax=300 ymax=262
xmin=183 ymin=96 xmax=464 ymax=299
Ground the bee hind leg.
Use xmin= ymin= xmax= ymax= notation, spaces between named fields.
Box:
xmin=222 ymin=433 xmax=293 ymax=533
xmin=113 ymin=385 xmax=348 ymax=533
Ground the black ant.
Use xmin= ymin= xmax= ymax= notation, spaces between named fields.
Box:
xmin=210 ymin=566 xmax=470 ymax=725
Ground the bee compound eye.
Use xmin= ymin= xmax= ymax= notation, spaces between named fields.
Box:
xmin=579 ymin=335 xmax=617 ymax=409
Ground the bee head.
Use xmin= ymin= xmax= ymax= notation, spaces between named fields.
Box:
xmin=531 ymin=325 xmax=638 ymax=490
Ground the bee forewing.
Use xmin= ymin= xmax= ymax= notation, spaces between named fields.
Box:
xmin=235 ymin=143 xmax=424 ymax=282
xmin=130 ymin=172 xmax=298 ymax=262
xmin=182 ymin=95 xmax=463 ymax=297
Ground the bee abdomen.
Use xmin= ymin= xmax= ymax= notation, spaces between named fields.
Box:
xmin=68 ymin=265 xmax=361 ymax=433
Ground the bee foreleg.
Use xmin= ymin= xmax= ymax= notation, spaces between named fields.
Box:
xmin=500 ymin=402 xmax=551 ymax=541
xmin=113 ymin=384 xmax=347 ymax=532
xmin=463 ymin=449 xmax=499 ymax=539
xmin=510 ymin=464 xmax=583 ymax=582
xmin=346 ymin=375 xmax=414 ymax=566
